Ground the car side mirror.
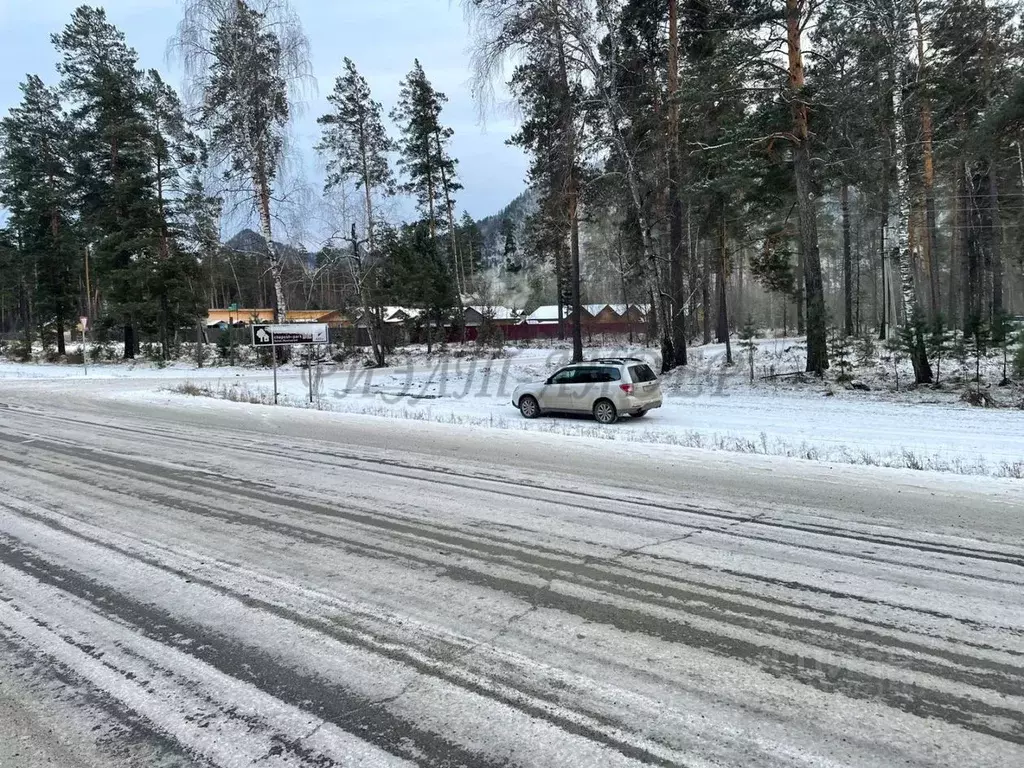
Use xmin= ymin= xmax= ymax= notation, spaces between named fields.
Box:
xmin=545 ymin=376 xmax=554 ymax=385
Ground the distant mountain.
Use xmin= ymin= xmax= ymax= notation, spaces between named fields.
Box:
xmin=225 ymin=229 xmax=315 ymax=270
xmin=474 ymin=189 xmax=537 ymax=268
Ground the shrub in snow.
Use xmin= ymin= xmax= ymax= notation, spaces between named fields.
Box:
xmin=856 ymin=334 xmax=876 ymax=369
xmin=960 ymin=389 xmax=997 ymax=408
xmin=963 ymin=316 xmax=990 ymax=390
xmin=926 ymin=315 xmax=953 ymax=385
xmin=738 ymin=315 xmax=757 ymax=383
xmin=882 ymin=336 xmax=905 ymax=391
xmin=828 ymin=328 xmax=853 ymax=382
xmin=991 ymin=311 xmax=1015 ymax=386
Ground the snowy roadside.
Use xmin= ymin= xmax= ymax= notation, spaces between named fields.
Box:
xmin=6 ymin=341 xmax=1024 ymax=479
xmin=161 ymin=363 xmax=1024 ymax=478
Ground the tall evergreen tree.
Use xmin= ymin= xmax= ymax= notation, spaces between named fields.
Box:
xmin=464 ymin=0 xmax=587 ymax=363
xmin=930 ymin=0 xmax=1020 ymax=331
xmin=53 ymin=5 xmax=160 ymax=358
xmin=501 ymin=217 xmax=521 ymax=274
xmin=457 ymin=211 xmax=486 ymax=285
xmin=391 ymin=62 xmax=460 ymax=235
xmin=0 ymin=75 xmax=78 ymax=355
xmin=141 ymin=69 xmax=208 ymax=357
xmin=385 ymin=220 xmax=458 ymax=352
xmin=783 ymin=0 xmax=829 ymax=374
xmin=316 ymin=56 xmax=396 ymax=367
xmin=508 ymin=53 xmax=577 ymax=343
xmin=391 ymin=61 xmax=462 ymax=299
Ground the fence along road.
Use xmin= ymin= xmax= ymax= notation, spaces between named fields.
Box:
xmin=0 ymin=383 xmax=1021 ymax=767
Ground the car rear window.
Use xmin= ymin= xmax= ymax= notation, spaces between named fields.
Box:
xmin=629 ymin=364 xmax=657 ymax=383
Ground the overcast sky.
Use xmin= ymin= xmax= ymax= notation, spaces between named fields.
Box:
xmin=0 ymin=0 xmax=527 ymax=230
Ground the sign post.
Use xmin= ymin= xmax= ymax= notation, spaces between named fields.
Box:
xmin=306 ymin=346 xmax=313 ymax=404
xmin=272 ymin=342 xmax=279 ymax=404
xmin=228 ymin=303 xmax=239 ymax=364
xmin=251 ymin=323 xmax=329 ymax=405
xmin=79 ymin=316 xmax=89 ymax=376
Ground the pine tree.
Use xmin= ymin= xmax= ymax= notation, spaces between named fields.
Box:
xmin=391 ymin=61 xmax=462 ymax=271
xmin=991 ymin=310 xmax=1015 ymax=385
xmin=829 ymin=327 xmax=854 ymax=382
xmin=883 ymin=335 xmax=906 ymax=392
xmin=1013 ymin=328 xmax=1024 ymax=380
xmin=385 ymin=221 xmax=457 ymax=353
xmin=782 ymin=0 xmax=829 ymax=375
xmin=964 ymin=315 xmax=990 ymax=390
xmin=926 ymin=314 xmax=953 ymax=385
xmin=141 ymin=69 xmax=207 ymax=358
xmin=317 ymin=57 xmax=396 ymax=367
xmin=857 ymin=334 xmax=877 ymax=369
xmin=464 ymin=0 xmax=586 ymax=364
xmin=0 ymin=229 xmax=27 ymax=349
xmin=501 ymin=217 xmax=521 ymax=274
xmin=739 ymin=315 xmax=758 ymax=383
xmin=930 ymin=0 xmax=1018 ymax=330
xmin=174 ymin=172 xmax=222 ymax=357
xmin=895 ymin=308 xmax=931 ymax=387
xmin=53 ymin=6 xmax=158 ymax=358
xmin=666 ymin=0 xmax=687 ymax=367
xmin=317 ymin=57 xmax=396 ymax=246
xmin=0 ymin=75 xmax=78 ymax=356
xmin=457 ymin=211 xmax=485 ymax=286
xmin=508 ymin=54 xmax=577 ymax=344
xmin=813 ymin=2 xmax=889 ymax=335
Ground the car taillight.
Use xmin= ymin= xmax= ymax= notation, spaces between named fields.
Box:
xmin=619 ymin=384 xmax=633 ymax=394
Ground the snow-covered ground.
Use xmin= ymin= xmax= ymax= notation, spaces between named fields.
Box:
xmin=1 ymin=390 xmax=1021 ymax=766
xmin=3 ymin=338 xmax=1023 ymax=478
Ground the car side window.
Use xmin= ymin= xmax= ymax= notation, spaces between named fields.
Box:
xmin=629 ymin=364 xmax=657 ymax=383
xmin=598 ymin=367 xmax=621 ymax=382
xmin=571 ymin=368 xmax=594 ymax=385
xmin=550 ymin=368 xmax=576 ymax=385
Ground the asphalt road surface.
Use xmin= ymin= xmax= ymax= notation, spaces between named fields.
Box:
xmin=0 ymin=381 xmax=1022 ymax=767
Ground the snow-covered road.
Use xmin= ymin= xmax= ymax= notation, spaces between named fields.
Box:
xmin=0 ymin=385 xmax=1022 ymax=767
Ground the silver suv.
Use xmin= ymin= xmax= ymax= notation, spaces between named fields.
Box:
xmin=512 ymin=358 xmax=663 ymax=424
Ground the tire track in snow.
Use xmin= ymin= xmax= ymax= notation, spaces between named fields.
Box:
xmin=1 ymin=445 xmax=1022 ymax=750
xmin=2 ymin=411 xmax=1022 ymax=569
xmin=2 ymin=409 xmax=1024 ymax=765
xmin=4 ymin=493 xmax=1019 ymax=768
xmin=0 ymin=561 xmax=415 ymax=767
xmin=0 ymin=538 xmax=639 ymax=768
xmin=4 ymin=437 xmax=1021 ymax=654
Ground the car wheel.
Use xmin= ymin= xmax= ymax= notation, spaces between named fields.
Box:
xmin=518 ymin=395 xmax=540 ymax=419
xmin=593 ymin=399 xmax=618 ymax=425
xmin=633 ymin=409 xmax=648 ymax=418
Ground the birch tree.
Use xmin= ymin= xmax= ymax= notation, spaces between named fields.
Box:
xmin=172 ymin=0 xmax=312 ymax=323
xmin=854 ymin=0 xmax=932 ymax=383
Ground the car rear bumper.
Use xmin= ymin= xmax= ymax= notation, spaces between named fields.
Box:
xmin=623 ymin=396 xmax=662 ymax=412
